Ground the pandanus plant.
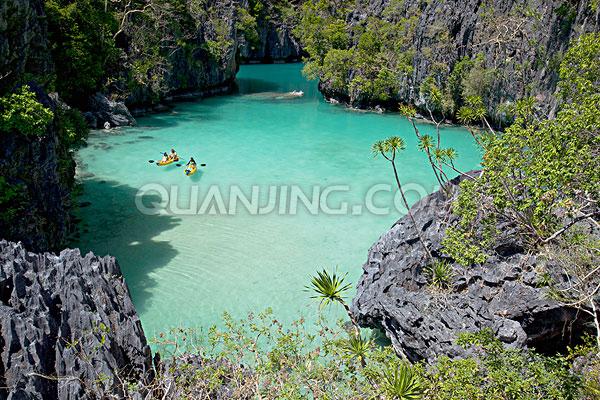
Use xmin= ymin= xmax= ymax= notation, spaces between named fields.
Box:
xmin=306 ymin=269 xmax=359 ymax=334
xmin=307 ymin=269 xmax=372 ymax=366
xmin=372 ymin=136 xmax=433 ymax=260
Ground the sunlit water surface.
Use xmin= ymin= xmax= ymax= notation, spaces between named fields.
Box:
xmin=73 ymin=64 xmax=480 ymax=340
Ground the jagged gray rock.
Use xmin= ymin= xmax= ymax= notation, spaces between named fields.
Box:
xmin=86 ymin=92 xmax=136 ymax=128
xmin=352 ymin=174 xmax=589 ymax=361
xmin=0 ymin=240 xmax=153 ymax=399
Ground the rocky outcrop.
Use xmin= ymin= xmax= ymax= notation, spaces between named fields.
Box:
xmin=352 ymin=174 xmax=589 ymax=361
xmin=319 ymin=0 xmax=600 ymax=120
xmin=84 ymin=92 xmax=136 ymax=128
xmin=0 ymin=240 xmax=153 ymax=399
xmin=237 ymin=0 xmax=302 ymax=63
xmin=239 ymin=14 xmax=302 ymax=62
xmin=119 ymin=0 xmax=240 ymax=113
xmin=0 ymin=87 xmax=75 ymax=252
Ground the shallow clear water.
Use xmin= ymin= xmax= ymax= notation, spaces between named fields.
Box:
xmin=73 ymin=64 xmax=480 ymax=339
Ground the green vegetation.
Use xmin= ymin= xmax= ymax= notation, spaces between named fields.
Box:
xmin=0 ymin=85 xmax=54 ymax=136
xmin=0 ymin=177 xmax=27 ymax=227
xmin=373 ymin=136 xmax=433 ymax=260
xmin=295 ymin=0 xmax=418 ymax=105
xmin=55 ymin=107 xmax=89 ymax=148
xmin=424 ymin=260 xmax=453 ymax=290
xmin=78 ymin=271 xmax=597 ymax=399
xmin=446 ymin=33 xmax=599 ymax=256
xmin=44 ymin=0 xmax=118 ymax=104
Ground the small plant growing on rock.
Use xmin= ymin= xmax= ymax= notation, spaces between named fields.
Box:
xmin=424 ymin=260 xmax=453 ymax=290
xmin=339 ymin=332 xmax=372 ymax=368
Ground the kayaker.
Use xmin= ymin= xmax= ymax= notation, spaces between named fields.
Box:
xmin=160 ymin=152 xmax=168 ymax=163
xmin=186 ymin=157 xmax=196 ymax=167
xmin=169 ymin=148 xmax=178 ymax=161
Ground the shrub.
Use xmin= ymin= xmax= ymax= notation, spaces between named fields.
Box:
xmin=0 ymin=85 xmax=54 ymax=136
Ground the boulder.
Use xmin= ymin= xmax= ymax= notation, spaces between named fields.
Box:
xmin=0 ymin=240 xmax=153 ymax=399
xmin=352 ymin=173 xmax=590 ymax=361
xmin=87 ymin=93 xmax=136 ymax=128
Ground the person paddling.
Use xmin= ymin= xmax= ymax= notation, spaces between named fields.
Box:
xmin=160 ymin=152 xmax=169 ymax=163
xmin=169 ymin=148 xmax=178 ymax=161
xmin=185 ymin=157 xmax=196 ymax=175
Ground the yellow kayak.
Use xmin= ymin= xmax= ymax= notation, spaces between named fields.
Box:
xmin=157 ymin=157 xmax=179 ymax=166
xmin=185 ymin=164 xmax=197 ymax=176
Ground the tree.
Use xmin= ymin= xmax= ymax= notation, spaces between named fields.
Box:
xmin=372 ymin=136 xmax=433 ymax=260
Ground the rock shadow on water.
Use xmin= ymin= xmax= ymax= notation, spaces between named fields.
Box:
xmin=72 ymin=178 xmax=181 ymax=316
xmin=233 ymin=78 xmax=280 ymax=94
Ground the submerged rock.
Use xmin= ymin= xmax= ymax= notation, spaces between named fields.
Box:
xmin=0 ymin=240 xmax=153 ymax=399
xmin=352 ymin=174 xmax=589 ymax=361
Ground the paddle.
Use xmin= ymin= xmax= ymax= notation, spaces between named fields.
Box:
xmin=177 ymin=163 xmax=206 ymax=167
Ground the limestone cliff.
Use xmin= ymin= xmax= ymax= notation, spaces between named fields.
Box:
xmin=0 ymin=0 xmax=74 ymax=252
xmin=238 ymin=0 xmax=303 ymax=62
xmin=318 ymin=0 xmax=600 ymax=120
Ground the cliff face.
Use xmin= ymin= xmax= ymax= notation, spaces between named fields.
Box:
xmin=319 ymin=0 xmax=600 ymax=119
xmin=0 ymin=240 xmax=153 ymax=399
xmin=238 ymin=0 xmax=303 ymax=63
xmin=0 ymin=0 xmax=74 ymax=252
xmin=0 ymin=0 xmax=52 ymax=94
xmin=351 ymin=174 xmax=590 ymax=361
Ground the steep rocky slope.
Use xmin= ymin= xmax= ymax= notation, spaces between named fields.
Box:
xmin=0 ymin=0 xmax=52 ymax=95
xmin=317 ymin=0 xmax=600 ymax=120
xmin=0 ymin=0 xmax=74 ymax=251
xmin=0 ymin=240 xmax=152 ymax=399
xmin=351 ymin=174 xmax=590 ymax=361
xmin=238 ymin=0 xmax=303 ymax=62
xmin=0 ymin=91 xmax=75 ymax=252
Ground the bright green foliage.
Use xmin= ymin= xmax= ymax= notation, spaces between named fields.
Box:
xmin=339 ymin=333 xmax=372 ymax=366
xmin=138 ymin=313 xmax=588 ymax=399
xmin=424 ymin=260 xmax=453 ymax=290
xmin=382 ymin=363 xmax=423 ymax=399
xmin=44 ymin=0 xmax=118 ymax=104
xmin=444 ymin=33 xmax=600 ymax=265
xmin=295 ymin=0 xmax=417 ymax=104
xmin=236 ymin=7 xmax=260 ymax=47
xmin=457 ymin=96 xmax=487 ymax=125
xmin=436 ymin=329 xmax=584 ymax=399
xmin=372 ymin=136 xmax=406 ymax=157
xmin=306 ymin=268 xmax=352 ymax=308
xmin=0 ymin=85 xmax=54 ymax=136
xmin=559 ymin=32 xmax=600 ymax=101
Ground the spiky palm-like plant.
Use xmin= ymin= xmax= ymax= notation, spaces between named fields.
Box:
xmin=424 ymin=260 xmax=453 ymax=290
xmin=373 ymin=136 xmax=433 ymax=260
xmin=340 ymin=333 xmax=372 ymax=367
xmin=382 ymin=363 xmax=423 ymax=400
xmin=306 ymin=269 xmax=360 ymax=334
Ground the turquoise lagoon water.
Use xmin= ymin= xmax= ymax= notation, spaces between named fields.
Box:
xmin=73 ymin=64 xmax=481 ymax=339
